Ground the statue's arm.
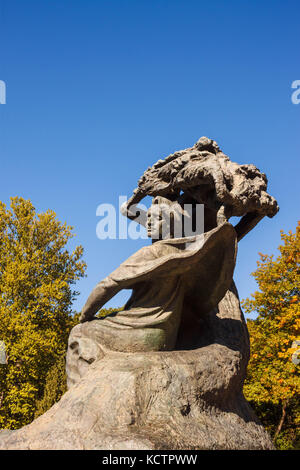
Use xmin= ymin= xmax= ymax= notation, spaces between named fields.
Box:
xmin=234 ymin=211 xmax=265 ymax=242
xmin=80 ymin=276 xmax=122 ymax=322
xmin=120 ymin=188 xmax=147 ymax=227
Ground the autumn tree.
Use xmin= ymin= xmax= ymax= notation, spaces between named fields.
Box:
xmin=243 ymin=222 xmax=300 ymax=449
xmin=0 ymin=197 xmax=86 ymax=429
xmin=34 ymin=354 xmax=68 ymax=419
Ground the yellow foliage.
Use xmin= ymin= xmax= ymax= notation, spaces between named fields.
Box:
xmin=0 ymin=197 xmax=86 ymax=429
xmin=242 ymin=222 xmax=300 ymax=448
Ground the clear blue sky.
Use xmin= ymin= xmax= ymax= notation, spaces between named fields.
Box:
xmin=0 ymin=0 xmax=299 ymax=317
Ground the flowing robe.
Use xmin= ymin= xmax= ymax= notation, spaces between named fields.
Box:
xmin=68 ymin=223 xmax=237 ymax=360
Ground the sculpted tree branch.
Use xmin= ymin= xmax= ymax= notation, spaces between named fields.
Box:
xmin=132 ymin=137 xmax=278 ymax=236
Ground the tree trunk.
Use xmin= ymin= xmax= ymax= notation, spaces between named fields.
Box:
xmin=274 ymin=399 xmax=289 ymax=441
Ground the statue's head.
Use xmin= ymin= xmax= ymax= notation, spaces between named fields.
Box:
xmin=146 ymin=195 xmax=187 ymax=241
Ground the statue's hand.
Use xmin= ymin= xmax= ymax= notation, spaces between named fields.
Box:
xmin=120 ymin=189 xmax=147 ymax=226
xmin=79 ymin=277 xmax=122 ymax=324
xmin=124 ymin=188 xmax=145 ymax=212
xmin=79 ymin=308 xmax=95 ymax=323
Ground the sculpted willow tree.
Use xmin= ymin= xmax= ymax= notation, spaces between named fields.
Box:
xmin=243 ymin=222 xmax=300 ymax=448
xmin=0 ymin=197 xmax=86 ymax=429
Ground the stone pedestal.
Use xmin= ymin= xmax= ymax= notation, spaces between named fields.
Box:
xmin=0 ymin=285 xmax=274 ymax=450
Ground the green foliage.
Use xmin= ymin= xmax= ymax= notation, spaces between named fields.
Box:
xmin=34 ymin=354 xmax=67 ymax=419
xmin=0 ymin=197 xmax=86 ymax=429
xmin=96 ymin=307 xmax=122 ymax=318
xmin=243 ymin=222 xmax=300 ymax=449
xmin=247 ymin=399 xmax=300 ymax=449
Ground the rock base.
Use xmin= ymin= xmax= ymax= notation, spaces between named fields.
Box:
xmin=0 ymin=286 xmax=274 ymax=450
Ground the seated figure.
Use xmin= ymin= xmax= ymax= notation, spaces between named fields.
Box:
xmin=68 ymin=197 xmax=236 ymax=370
xmin=67 ymin=137 xmax=278 ymax=387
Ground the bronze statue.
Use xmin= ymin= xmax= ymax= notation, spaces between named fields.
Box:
xmin=70 ymin=137 xmax=278 ymax=366
xmin=1 ymin=137 xmax=278 ymax=450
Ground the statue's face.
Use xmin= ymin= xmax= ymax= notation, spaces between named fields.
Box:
xmin=146 ymin=197 xmax=184 ymax=240
xmin=146 ymin=201 xmax=164 ymax=239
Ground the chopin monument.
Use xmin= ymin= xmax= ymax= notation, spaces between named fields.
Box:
xmin=0 ymin=137 xmax=278 ymax=450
